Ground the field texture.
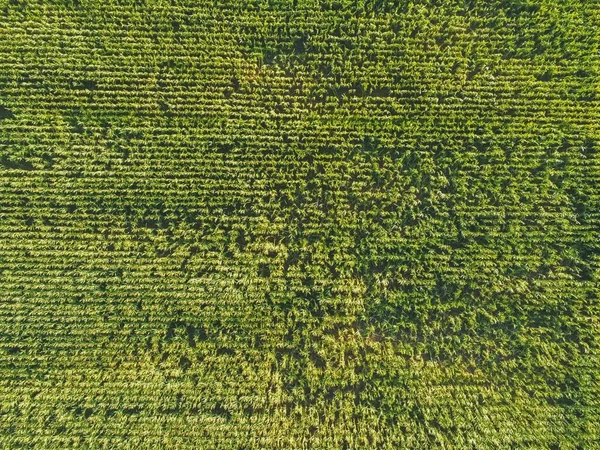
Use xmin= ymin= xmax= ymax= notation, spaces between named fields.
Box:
xmin=1 ymin=0 xmax=599 ymax=448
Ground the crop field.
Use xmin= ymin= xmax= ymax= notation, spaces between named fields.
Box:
xmin=0 ymin=0 xmax=599 ymax=448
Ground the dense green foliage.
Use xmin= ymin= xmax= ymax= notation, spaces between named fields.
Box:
xmin=1 ymin=0 xmax=599 ymax=448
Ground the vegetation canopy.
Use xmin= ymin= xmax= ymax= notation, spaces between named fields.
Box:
xmin=0 ymin=0 xmax=598 ymax=448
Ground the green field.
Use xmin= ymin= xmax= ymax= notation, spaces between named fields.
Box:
xmin=1 ymin=0 xmax=599 ymax=448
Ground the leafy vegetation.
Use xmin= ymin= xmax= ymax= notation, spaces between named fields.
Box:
xmin=0 ymin=0 xmax=599 ymax=448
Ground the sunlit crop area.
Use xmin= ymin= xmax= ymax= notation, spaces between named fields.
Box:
xmin=1 ymin=1 xmax=599 ymax=448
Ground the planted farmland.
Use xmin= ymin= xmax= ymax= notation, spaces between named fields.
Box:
xmin=0 ymin=0 xmax=599 ymax=448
